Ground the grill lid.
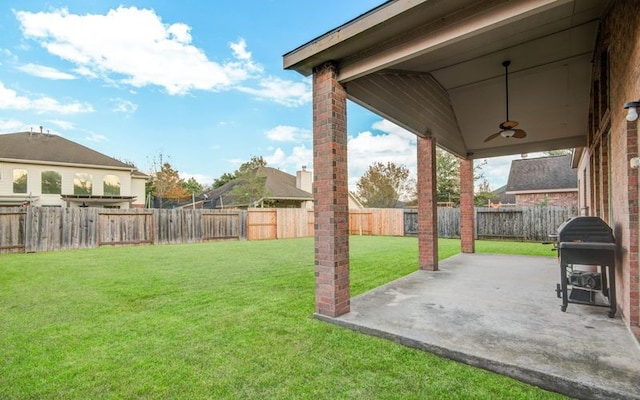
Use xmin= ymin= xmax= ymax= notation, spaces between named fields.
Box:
xmin=557 ymin=216 xmax=614 ymax=243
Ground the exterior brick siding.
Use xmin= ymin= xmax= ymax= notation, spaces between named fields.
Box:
xmin=515 ymin=192 xmax=578 ymax=207
xmin=579 ymin=0 xmax=640 ymax=333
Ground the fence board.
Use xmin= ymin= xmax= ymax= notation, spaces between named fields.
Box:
xmin=368 ymin=208 xmax=404 ymax=236
xmin=202 ymin=210 xmax=244 ymax=241
xmin=349 ymin=211 xmax=372 ymax=235
xmin=277 ymin=208 xmax=313 ymax=239
xmin=247 ymin=208 xmax=277 ymax=240
xmin=404 ymin=206 xmax=576 ymax=241
xmin=0 ymin=208 xmax=26 ymax=253
xmin=98 ymin=210 xmax=154 ymax=246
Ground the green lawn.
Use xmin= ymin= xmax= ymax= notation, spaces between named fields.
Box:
xmin=0 ymin=236 xmax=561 ymax=399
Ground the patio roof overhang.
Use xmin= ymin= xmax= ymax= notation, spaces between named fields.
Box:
xmin=284 ymin=0 xmax=610 ymax=159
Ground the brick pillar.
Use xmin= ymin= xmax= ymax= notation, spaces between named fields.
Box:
xmin=417 ymin=136 xmax=438 ymax=270
xmin=459 ymin=157 xmax=475 ymax=253
xmin=312 ymin=62 xmax=350 ymax=317
xmin=627 ymin=120 xmax=639 ymax=327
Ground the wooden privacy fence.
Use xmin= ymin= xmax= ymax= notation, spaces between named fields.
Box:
xmin=0 ymin=208 xmax=247 ymax=254
xmin=1 ymin=205 xmax=578 ymax=253
xmin=405 ymin=206 xmax=578 ymax=241
xmin=245 ymin=208 xmax=314 ymax=240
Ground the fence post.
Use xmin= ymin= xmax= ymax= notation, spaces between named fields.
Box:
xmin=239 ymin=210 xmax=247 ymax=240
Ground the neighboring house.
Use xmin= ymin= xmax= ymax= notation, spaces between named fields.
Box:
xmin=489 ymin=185 xmax=515 ymax=207
xmin=505 ymin=155 xmax=578 ymax=207
xmin=0 ymin=131 xmax=148 ymax=208
xmin=193 ymin=166 xmax=363 ymax=209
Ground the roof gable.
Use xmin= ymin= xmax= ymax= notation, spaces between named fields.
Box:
xmin=0 ymin=132 xmax=132 ymax=170
xmin=506 ymin=155 xmax=577 ymax=193
xmin=203 ymin=167 xmax=313 ymax=207
xmin=259 ymin=167 xmax=313 ymax=199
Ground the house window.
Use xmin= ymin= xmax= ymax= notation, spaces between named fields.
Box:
xmin=103 ymin=175 xmax=120 ymax=196
xmin=74 ymin=173 xmax=92 ymax=195
xmin=41 ymin=171 xmax=62 ymax=194
xmin=13 ymin=169 xmax=27 ymax=193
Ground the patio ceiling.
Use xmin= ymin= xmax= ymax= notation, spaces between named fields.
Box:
xmin=284 ymin=0 xmax=610 ymax=159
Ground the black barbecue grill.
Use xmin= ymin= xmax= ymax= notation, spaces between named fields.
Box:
xmin=555 ymin=216 xmax=617 ymax=317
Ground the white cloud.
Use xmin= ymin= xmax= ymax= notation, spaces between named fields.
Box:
xmin=238 ymin=76 xmax=311 ymax=107
xmin=230 ymin=38 xmax=251 ymax=61
xmin=264 ymin=145 xmax=313 ymax=173
xmin=0 ymin=118 xmax=27 ymax=132
xmin=0 ymin=81 xmax=93 ymax=114
xmin=18 ymin=63 xmax=75 ymax=80
xmin=180 ymin=172 xmax=214 ymax=187
xmin=85 ymin=132 xmax=107 ymax=142
xmin=111 ymin=98 xmax=137 ymax=113
xmin=348 ymin=120 xmax=417 ymax=189
xmin=46 ymin=119 xmax=75 ymax=130
xmin=0 ymin=49 xmax=18 ymax=65
xmin=265 ymin=147 xmax=287 ymax=166
xmin=265 ymin=125 xmax=311 ymax=142
xmin=73 ymin=65 xmax=98 ymax=78
xmin=167 ymin=23 xmax=191 ymax=43
xmin=15 ymin=7 xmax=262 ymax=95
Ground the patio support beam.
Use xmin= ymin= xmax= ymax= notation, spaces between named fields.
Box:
xmin=312 ymin=61 xmax=350 ymax=317
xmin=459 ymin=157 xmax=475 ymax=253
xmin=417 ymin=135 xmax=438 ymax=270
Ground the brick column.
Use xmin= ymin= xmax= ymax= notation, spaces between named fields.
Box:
xmin=312 ymin=62 xmax=350 ymax=317
xmin=417 ymin=136 xmax=438 ymax=270
xmin=627 ymin=120 xmax=639 ymax=328
xmin=459 ymin=157 xmax=475 ymax=253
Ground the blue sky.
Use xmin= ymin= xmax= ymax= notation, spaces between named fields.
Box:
xmin=0 ymin=0 xmax=523 ymax=190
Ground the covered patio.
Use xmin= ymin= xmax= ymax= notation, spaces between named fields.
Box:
xmin=284 ymin=0 xmax=640 ymax=397
xmin=318 ymin=253 xmax=640 ymax=399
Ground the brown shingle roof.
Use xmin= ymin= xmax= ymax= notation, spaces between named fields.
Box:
xmin=259 ymin=167 xmax=312 ymax=199
xmin=203 ymin=167 xmax=312 ymax=207
xmin=0 ymin=131 xmax=133 ymax=170
xmin=506 ymin=155 xmax=577 ymax=192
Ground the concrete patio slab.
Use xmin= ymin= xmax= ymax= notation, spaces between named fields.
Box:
xmin=316 ymin=253 xmax=640 ymax=399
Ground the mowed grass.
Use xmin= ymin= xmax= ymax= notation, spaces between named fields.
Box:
xmin=0 ymin=236 xmax=561 ymax=399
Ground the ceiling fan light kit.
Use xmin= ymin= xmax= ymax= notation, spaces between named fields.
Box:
xmin=484 ymin=60 xmax=528 ymax=143
xmin=501 ymin=129 xmax=516 ymax=138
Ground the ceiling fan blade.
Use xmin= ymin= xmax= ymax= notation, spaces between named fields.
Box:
xmin=484 ymin=132 xmax=502 ymax=143
xmin=500 ymin=120 xmax=519 ymax=129
xmin=512 ymin=129 xmax=527 ymax=139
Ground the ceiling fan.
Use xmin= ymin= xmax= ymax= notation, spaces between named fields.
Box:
xmin=484 ymin=60 xmax=527 ymax=143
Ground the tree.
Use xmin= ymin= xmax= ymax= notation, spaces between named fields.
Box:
xmin=147 ymin=153 xmax=189 ymax=208
xmin=474 ymin=178 xmax=497 ymax=206
xmin=213 ymin=172 xmax=236 ymax=188
xmin=213 ymin=155 xmax=267 ymax=188
xmin=355 ymin=162 xmax=412 ymax=208
xmin=436 ymin=148 xmax=459 ymax=204
xmin=183 ymin=177 xmax=203 ymax=195
xmin=228 ymin=167 xmax=269 ymax=207
xmin=155 ymin=162 xmax=189 ymax=202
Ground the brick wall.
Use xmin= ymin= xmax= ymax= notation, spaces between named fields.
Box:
xmin=515 ymin=192 xmax=578 ymax=207
xmin=585 ymin=0 xmax=640 ymax=333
